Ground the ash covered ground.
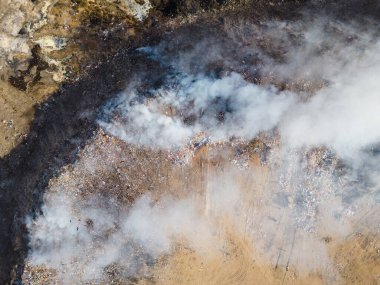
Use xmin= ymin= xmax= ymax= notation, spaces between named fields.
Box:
xmin=0 ymin=0 xmax=380 ymax=284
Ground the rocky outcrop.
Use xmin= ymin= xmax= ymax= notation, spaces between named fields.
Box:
xmin=0 ymin=0 xmax=142 ymax=158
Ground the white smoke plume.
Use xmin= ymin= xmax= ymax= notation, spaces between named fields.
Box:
xmin=27 ymin=191 xmax=220 ymax=283
xmin=99 ymin=73 xmax=295 ymax=149
xmin=100 ymin=16 xmax=380 ymax=161
xmin=280 ymin=40 xmax=380 ymax=160
xmin=26 ymin=14 xmax=380 ymax=284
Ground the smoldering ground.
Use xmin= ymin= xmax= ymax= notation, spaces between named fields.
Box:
xmin=25 ymin=3 xmax=380 ymax=285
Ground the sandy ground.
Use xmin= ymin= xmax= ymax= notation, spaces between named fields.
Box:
xmin=141 ymin=145 xmax=380 ymax=285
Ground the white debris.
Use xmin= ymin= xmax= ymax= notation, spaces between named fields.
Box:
xmin=33 ymin=36 xmax=68 ymax=52
xmin=125 ymin=0 xmax=152 ymax=21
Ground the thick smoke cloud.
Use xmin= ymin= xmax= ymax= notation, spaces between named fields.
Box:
xmin=99 ymin=73 xmax=295 ymax=149
xmin=280 ymin=41 xmax=380 ymax=159
xmin=101 ymin=24 xmax=380 ymax=161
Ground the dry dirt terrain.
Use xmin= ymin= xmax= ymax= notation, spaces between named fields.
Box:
xmin=0 ymin=0 xmax=379 ymax=285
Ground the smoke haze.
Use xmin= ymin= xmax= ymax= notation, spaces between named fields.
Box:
xmin=25 ymin=8 xmax=380 ymax=285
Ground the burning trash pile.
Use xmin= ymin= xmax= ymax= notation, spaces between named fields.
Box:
xmin=1 ymin=0 xmax=379 ymax=284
